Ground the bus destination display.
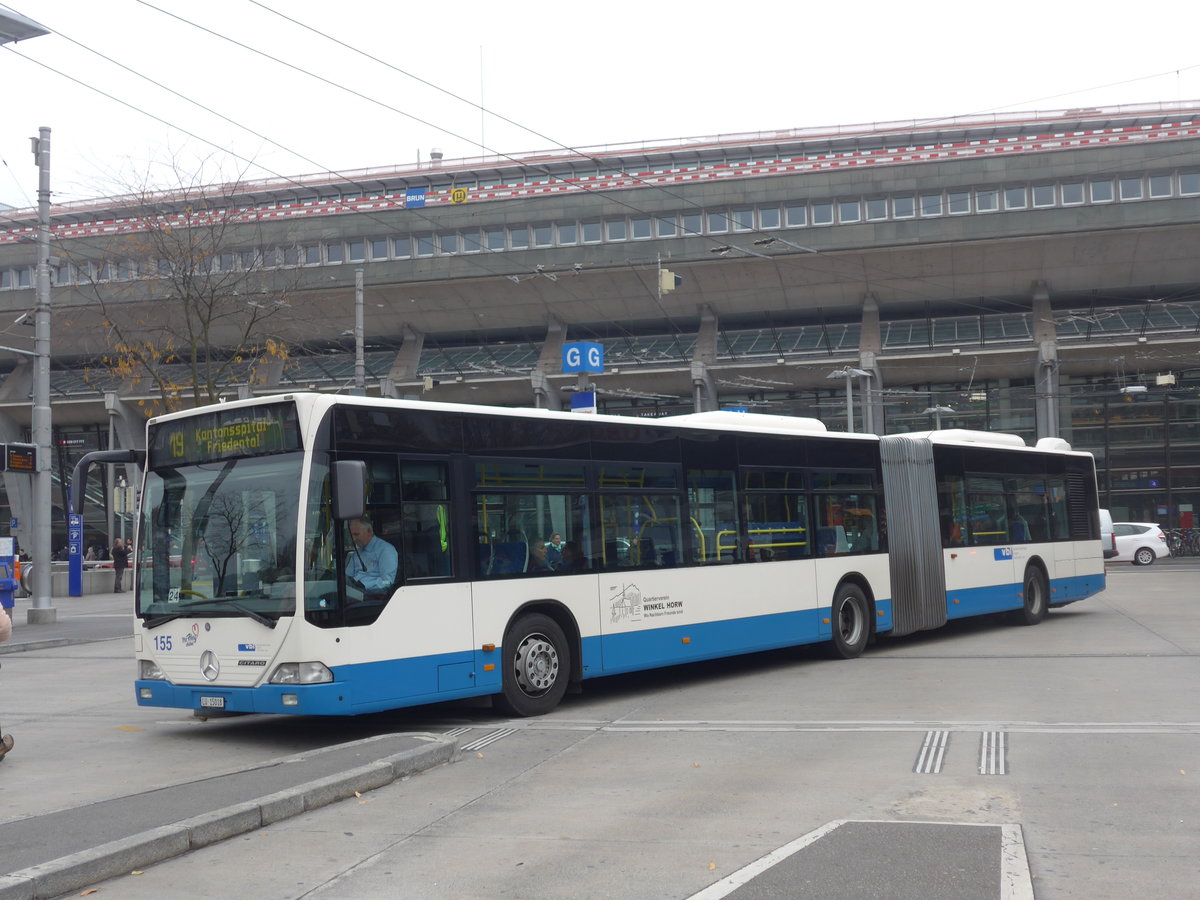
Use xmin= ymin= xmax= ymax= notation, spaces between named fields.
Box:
xmin=149 ymin=403 xmax=302 ymax=466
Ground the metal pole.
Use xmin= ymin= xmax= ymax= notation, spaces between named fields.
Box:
xmin=861 ymin=375 xmax=873 ymax=434
xmin=845 ymin=373 xmax=855 ymax=433
xmin=354 ymin=268 xmax=365 ymax=393
xmin=118 ymin=476 xmax=127 ymax=544
xmin=106 ymin=409 xmax=115 ymax=550
xmin=29 ymin=126 xmax=55 ymax=623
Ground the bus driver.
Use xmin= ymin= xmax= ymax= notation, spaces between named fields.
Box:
xmin=346 ymin=517 xmax=399 ymax=595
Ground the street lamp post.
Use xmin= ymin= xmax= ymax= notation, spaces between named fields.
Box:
xmin=826 ymin=367 xmax=870 ymax=433
xmin=922 ymin=405 xmax=955 ymax=430
xmin=354 ymin=268 xmax=365 ymax=393
xmin=2 ymin=12 xmax=54 ymax=622
xmin=30 ymin=127 xmax=54 ymax=622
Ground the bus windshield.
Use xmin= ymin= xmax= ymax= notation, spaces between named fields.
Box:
xmin=136 ymin=452 xmax=304 ymax=623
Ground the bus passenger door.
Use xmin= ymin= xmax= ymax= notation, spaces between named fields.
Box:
xmin=947 ymin=477 xmax=1021 ymax=617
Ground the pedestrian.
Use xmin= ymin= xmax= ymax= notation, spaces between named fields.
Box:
xmin=0 ymin=605 xmax=13 ymax=761
xmin=112 ymin=538 xmax=129 ymax=592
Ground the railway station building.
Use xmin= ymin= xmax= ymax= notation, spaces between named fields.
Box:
xmin=1 ymin=101 xmax=1198 ymax=552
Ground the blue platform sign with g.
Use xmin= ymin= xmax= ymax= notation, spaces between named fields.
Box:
xmin=562 ymin=342 xmax=604 ymax=374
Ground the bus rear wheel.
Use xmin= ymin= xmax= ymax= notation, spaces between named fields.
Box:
xmin=495 ymin=613 xmax=570 ymax=717
xmin=828 ymin=583 xmax=870 ymax=659
xmin=1014 ymin=566 xmax=1048 ymax=626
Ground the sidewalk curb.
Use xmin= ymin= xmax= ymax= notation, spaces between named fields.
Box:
xmin=0 ymin=734 xmax=460 ymax=900
xmin=0 ymin=635 xmax=129 ymax=655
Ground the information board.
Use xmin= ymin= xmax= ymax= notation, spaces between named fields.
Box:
xmin=148 ymin=402 xmax=302 ymax=467
xmin=4 ymin=443 xmax=36 ymax=472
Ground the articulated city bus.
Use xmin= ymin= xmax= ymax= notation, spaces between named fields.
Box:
xmin=72 ymin=394 xmax=1105 ymax=717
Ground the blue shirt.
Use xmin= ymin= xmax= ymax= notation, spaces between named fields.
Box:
xmin=346 ymin=535 xmax=398 ymax=592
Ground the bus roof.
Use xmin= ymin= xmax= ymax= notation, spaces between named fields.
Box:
xmin=148 ymin=392 xmax=886 ymax=441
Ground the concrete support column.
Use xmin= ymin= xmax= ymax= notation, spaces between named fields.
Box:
xmin=530 ymin=370 xmax=552 ymax=408
xmin=691 ymin=361 xmax=717 ymax=412
xmin=858 ymin=350 xmax=883 ymax=435
xmin=1031 ymin=281 xmax=1060 ymax=439
xmin=0 ymin=412 xmax=33 ymax=561
xmin=535 ymin=317 xmax=568 ymax=410
xmin=104 ymin=394 xmax=144 ymax=489
xmin=0 ymin=366 xmax=34 ymax=557
xmin=691 ymin=305 xmax=719 ymax=412
xmin=858 ymin=294 xmax=884 ymax=435
xmin=385 ymin=324 xmax=425 ymax=395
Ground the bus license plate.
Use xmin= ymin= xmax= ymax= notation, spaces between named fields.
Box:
xmin=199 ymin=696 xmax=225 ymax=709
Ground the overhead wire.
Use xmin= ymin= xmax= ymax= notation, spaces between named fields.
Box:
xmin=2 ymin=2 xmax=1198 ymax=358
xmin=0 ymin=2 xmax=685 ymax=334
xmin=4 ymin=12 xmax=1196 ymax=317
xmin=232 ymin=2 xmax=1200 ymax=322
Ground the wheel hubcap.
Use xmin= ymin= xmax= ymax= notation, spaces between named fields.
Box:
xmin=839 ymin=600 xmax=862 ymax=644
xmin=514 ymin=633 xmax=558 ymax=695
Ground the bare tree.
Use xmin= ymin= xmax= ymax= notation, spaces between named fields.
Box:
xmin=70 ymin=154 xmax=299 ymax=412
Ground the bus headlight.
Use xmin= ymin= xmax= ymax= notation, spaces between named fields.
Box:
xmin=139 ymin=659 xmax=167 ymax=681
xmin=268 ymin=662 xmax=333 ymax=685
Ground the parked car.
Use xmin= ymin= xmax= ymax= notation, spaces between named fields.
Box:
xmin=1099 ymin=509 xmax=1117 ymax=559
xmin=1111 ymin=522 xmax=1171 ymax=565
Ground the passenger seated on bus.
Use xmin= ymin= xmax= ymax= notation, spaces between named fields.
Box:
xmin=545 ymin=533 xmax=564 ymax=568
xmin=948 ymin=520 xmax=964 ymax=545
xmin=346 ymin=516 xmax=399 ymax=596
xmin=557 ymin=541 xmax=586 ymax=572
xmin=527 ymin=542 xmax=553 ymax=572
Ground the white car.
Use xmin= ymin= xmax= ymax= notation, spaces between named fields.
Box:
xmin=1110 ymin=522 xmax=1171 ymax=565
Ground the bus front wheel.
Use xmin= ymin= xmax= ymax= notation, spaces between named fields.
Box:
xmin=495 ymin=613 xmax=571 ymax=717
xmin=1014 ymin=566 xmax=1048 ymax=626
xmin=829 ymin=583 xmax=870 ymax=659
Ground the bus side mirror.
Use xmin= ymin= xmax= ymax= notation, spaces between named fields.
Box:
xmin=332 ymin=460 xmax=367 ymax=521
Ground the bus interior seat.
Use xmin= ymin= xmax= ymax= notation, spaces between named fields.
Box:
xmin=816 ymin=526 xmax=850 ymax=556
xmin=487 ymin=541 xmax=528 ymax=575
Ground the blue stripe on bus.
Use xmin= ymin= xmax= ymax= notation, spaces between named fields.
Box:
xmin=946 ymin=572 xmax=1105 ymax=619
xmin=593 ymin=609 xmax=820 ymax=675
xmin=1050 ymin=572 xmax=1106 ymax=604
xmin=587 ymin=600 xmax=893 ymax=676
xmin=130 ymin=594 xmax=922 ymax=716
xmin=945 ymin=582 xmax=1022 ymax=618
xmin=136 ymin=646 xmax=506 ymax=717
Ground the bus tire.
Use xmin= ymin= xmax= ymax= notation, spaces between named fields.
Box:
xmin=1014 ymin=565 xmax=1048 ymax=626
xmin=495 ymin=613 xmax=570 ymax=717
xmin=828 ymin=583 xmax=870 ymax=659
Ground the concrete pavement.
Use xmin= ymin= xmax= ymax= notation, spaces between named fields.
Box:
xmin=1 ymin=589 xmax=135 ymax=654
xmin=0 ymin=590 xmax=460 ymax=900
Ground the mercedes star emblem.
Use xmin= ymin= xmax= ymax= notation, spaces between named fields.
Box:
xmin=200 ymin=650 xmax=220 ymax=682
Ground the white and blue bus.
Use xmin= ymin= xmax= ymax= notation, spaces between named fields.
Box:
xmin=72 ymin=394 xmax=1105 ymax=717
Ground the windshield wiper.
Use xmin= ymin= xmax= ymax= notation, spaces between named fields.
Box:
xmin=142 ymin=613 xmax=183 ymax=629
xmin=141 ymin=596 xmax=278 ymax=629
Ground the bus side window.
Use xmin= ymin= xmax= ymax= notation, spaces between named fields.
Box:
xmin=966 ymin=477 xmax=1007 ymax=546
xmin=686 ymin=468 xmax=738 ymax=565
xmin=399 ymin=503 xmax=451 ymax=580
xmin=600 ymin=494 xmax=682 ymax=569
xmin=939 ymin=476 xmax=967 ymax=546
xmin=400 ymin=462 xmax=453 ymax=580
xmin=742 ymin=482 xmax=809 ymax=562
